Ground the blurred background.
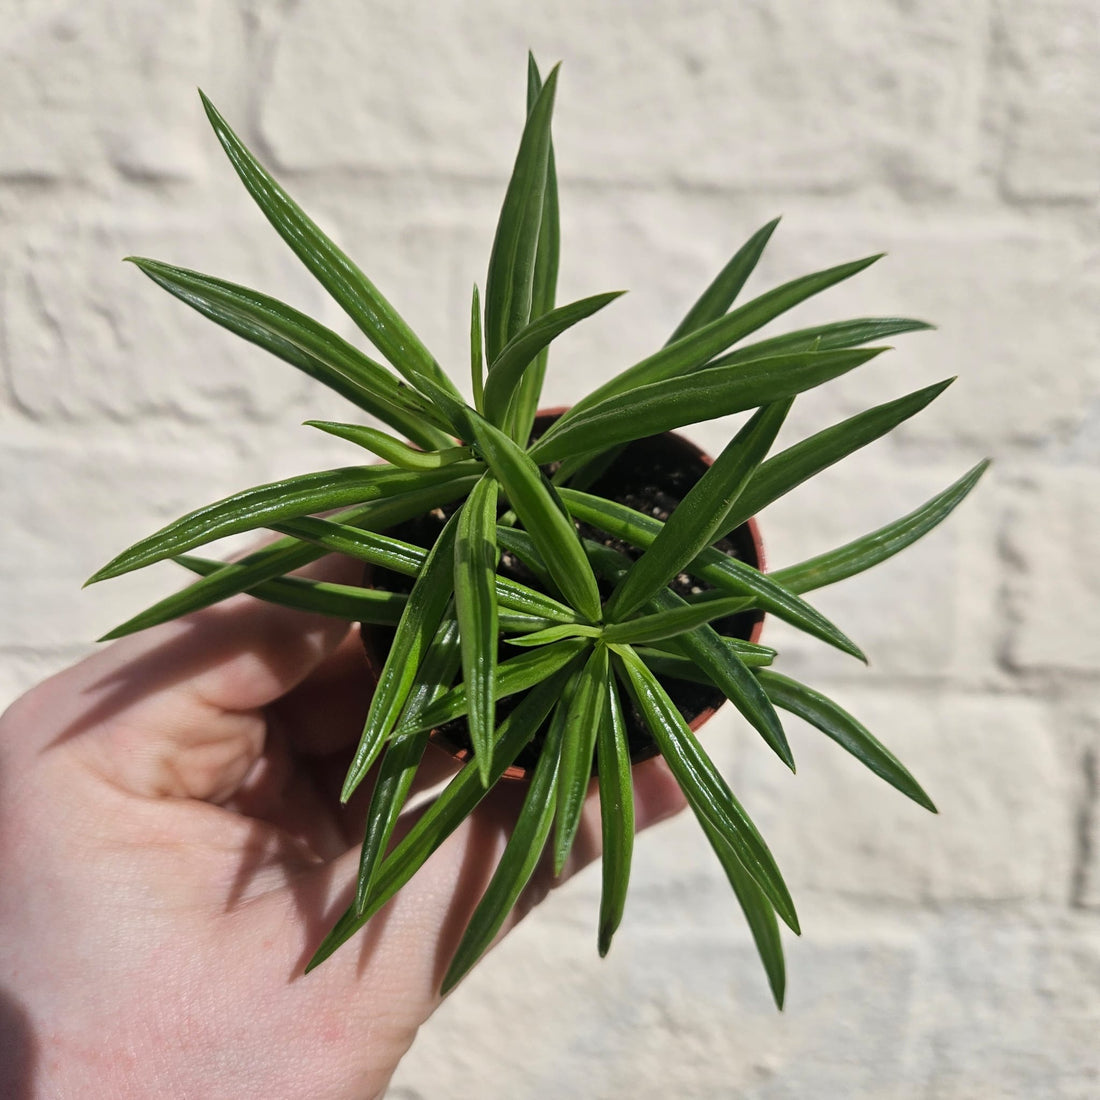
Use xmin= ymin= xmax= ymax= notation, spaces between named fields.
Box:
xmin=1 ymin=1 xmax=1097 ymax=1096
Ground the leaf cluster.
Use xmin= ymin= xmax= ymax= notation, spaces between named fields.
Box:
xmin=89 ymin=57 xmax=987 ymax=1007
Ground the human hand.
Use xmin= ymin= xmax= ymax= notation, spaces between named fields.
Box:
xmin=0 ymin=554 xmax=686 ymax=1099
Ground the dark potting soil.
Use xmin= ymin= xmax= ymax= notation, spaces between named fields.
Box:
xmin=363 ymin=422 xmax=763 ymax=776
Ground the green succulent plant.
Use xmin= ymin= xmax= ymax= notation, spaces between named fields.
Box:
xmin=88 ymin=56 xmax=987 ymax=1008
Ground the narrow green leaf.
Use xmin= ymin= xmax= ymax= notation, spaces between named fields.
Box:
xmin=94 ymin=479 xmax=480 ymax=639
xmin=355 ymin=728 xmax=432 ymax=913
xmin=341 ymin=513 xmax=460 ymax=802
xmin=126 ymin=257 xmax=453 ymax=449
xmin=561 ymin=489 xmax=864 ymax=660
xmin=597 ymin=672 xmax=634 ymax=956
xmin=606 ymin=401 xmax=791 ymax=619
xmin=500 ymin=612 xmax=562 ymax=633
xmin=557 ymin=216 xmax=777 ymax=492
xmin=483 ymin=291 xmax=624 ymax=428
xmin=526 ymin=51 xmax=545 ymax=113
xmin=550 ymin=443 xmax=624 ymax=492
xmin=510 ymin=54 xmax=561 ymax=445
xmin=641 ymin=635 xmax=777 ymax=667
xmin=574 ymin=534 xmax=791 ymax=766
xmin=614 ymin=646 xmax=799 ymax=932
xmin=530 ymin=347 xmax=887 ymax=464
xmin=304 ymin=421 xmax=470 ymax=470
xmin=129 ymin=259 xmax=452 ymax=450
xmin=539 ymin=254 xmax=884 ymax=437
xmin=504 ymin=623 xmax=601 ymax=647
xmin=89 ymin=463 xmax=478 ymax=584
xmin=395 ymin=639 xmax=587 ymax=737
xmin=758 ymin=670 xmax=936 ymax=812
xmin=454 ymin=477 xmax=501 ymax=786
xmin=661 ymin=619 xmax=793 ymax=771
xmin=484 ymin=65 xmax=560 ymax=363
xmin=494 ymin=523 xmax=557 ymax=593
xmin=440 ymin=689 xmax=568 ymax=993
xmin=274 ymin=513 xmax=578 ymax=624
xmin=174 ymin=554 xmax=408 ymax=625
xmin=602 ymin=595 xmax=761 ymax=645
xmin=636 ymin=644 xmax=772 ymax=683
xmin=385 ymin=618 xmax=464 ymax=736
xmin=770 ymin=460 xmax=990 ymax=595
xmin=666 ymin=218 xmax=781 ymax=344
xmin=471 ymin=283 xmax=486 ymax=414
xmin=554 ymin=644 xmax=610 ymax=874
xmin=199 ymin=92 xmax=459 ymax=400
xmin=696 ymin=814 xmax=786 ymax=1008
xmin=308 ymin=667 xmax=576 ymax=972
xmin=275 ymin=516 xmax=431 ymax=576
xmin=466 ymin=413 xmax=602 ymax=621
xmin=354 ymin=620 xmax=463 ymax=912
xmin=635 ymin=649 xmax=710 ymax=684
xmin=721 ymin=379 xmax=956 ymax=535
xmin=709 ymin=317 xmax=933 ymax=370
xmin=527 ymin=50 xmax=545 ymax=120
xmin=575 ymin=533 xmax=791 ymax=764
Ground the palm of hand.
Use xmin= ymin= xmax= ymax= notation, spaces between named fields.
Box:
xmin=0 ymin=556 xmax=685 ymax=1098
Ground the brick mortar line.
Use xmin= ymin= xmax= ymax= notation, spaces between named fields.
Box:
xmin=3 ymin=167 xmax=1097 ymax=218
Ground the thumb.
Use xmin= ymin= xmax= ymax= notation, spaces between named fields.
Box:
xmin=26 ymin=554 xmax=361 ymax=802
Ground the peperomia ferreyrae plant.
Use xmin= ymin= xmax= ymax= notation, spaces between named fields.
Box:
xmin=88 ymin=57 xmax=987 ymax=1007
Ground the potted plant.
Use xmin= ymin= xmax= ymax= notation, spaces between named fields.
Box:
xmin=87 ymin=56 xmax=987 ymax=1008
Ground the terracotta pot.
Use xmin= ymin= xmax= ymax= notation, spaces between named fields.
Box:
xmin=360 ymin=410 xmax=765 ymax=780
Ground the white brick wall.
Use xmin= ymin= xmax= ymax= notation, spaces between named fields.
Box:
xmin=2 ymin=2 xmax=1097 ymax=1096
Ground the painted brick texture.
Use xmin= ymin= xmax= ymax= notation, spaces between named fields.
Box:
xmin=1 ymin=2 xmax=1096 ymax=1096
